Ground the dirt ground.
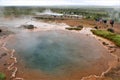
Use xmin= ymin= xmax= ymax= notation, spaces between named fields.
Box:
xmin=49 ymin=19 xmax=120 ymax=34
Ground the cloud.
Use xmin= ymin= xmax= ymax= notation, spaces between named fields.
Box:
xmin=83 ymin=0 xmax=120 ymax=6
xmin=0 ymin=0 xmax=119 ymax=6
xmin=0 ymin=0 xmax=69 ymax=6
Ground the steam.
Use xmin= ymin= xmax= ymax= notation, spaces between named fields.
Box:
xmin=0 ymin=7 xmax=4 ymax=17
xmin=36 ymin=9 xmax=63 ymax=16
xmin=7 ymin=30 xmax=108 ymax=71
xmin=109 ymin=7 xmax=120 ymax=22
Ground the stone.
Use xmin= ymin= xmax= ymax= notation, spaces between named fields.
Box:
xmin=1 ymin=53 xmax=7 ymax=57
xmin=77 ymin=25 xmax=83 ymax=28
xmin=20 ymin=24 xmax=36 ymax=29
xmin=94 ymin=26 xmax=98 ymax=29
xmin=0 ymin=29 xmax=2 ymax=32
xmin=107 ymin=28 xmax=114 ymax=33
xmin=102 ymin=42 xmax=109 ymax=45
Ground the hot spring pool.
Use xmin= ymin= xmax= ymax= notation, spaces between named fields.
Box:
xmin=7 ymin=30 xmax=114 ymax=80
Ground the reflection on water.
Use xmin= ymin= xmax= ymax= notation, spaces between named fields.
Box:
xmin=7 ymin=30 xmax=108 ymax=73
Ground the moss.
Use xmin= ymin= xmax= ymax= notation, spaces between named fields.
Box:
xmin=91 ymin=30 xmax=120 ymax=47
xmin=0 ymin=73 xmax=6 ymax=80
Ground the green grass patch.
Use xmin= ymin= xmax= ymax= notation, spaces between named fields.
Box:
xmin=91 ymin=30 xmax=120 ymax=47
xmin=66 ymin=25 xmax=83 ymax=31
xmin=66 ymin=27 xmax=82 ymax=31
xmin=0 ymin=73 xmax=6 ymax=80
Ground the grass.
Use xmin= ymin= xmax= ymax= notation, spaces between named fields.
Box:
xmin=0 ymin=73 xmax=6 ymax=80
xmin=91 ymin=30 xmax=120 ymax=47
xmin=66 ymin=25 xmax=83 ymax=31
xmin=66 ymin=27 xmax=82 ymax=31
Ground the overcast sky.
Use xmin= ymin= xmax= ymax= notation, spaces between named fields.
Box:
xmin=0 ymin=0 xmax=120 ymax=6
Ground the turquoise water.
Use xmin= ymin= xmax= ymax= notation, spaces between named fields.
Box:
xmin=8 ymin=30 xmax=107 ymax=73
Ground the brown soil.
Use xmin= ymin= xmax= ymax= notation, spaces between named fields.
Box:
xmin=46 ymin=19 xmax=120 ymax=34
xmin=47 ymin=19 xmax=96 ymax=27
xmin=0 ymin=36 xmax=13 ymax=80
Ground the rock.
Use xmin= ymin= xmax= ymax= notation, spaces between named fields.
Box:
xmin=108 ymin=46 xmax=117 ymax=48
xmin=1 ymin=53 xmax=7 ymax=57
xmin=94 ymin=26 xmax=98 ymax=29
xmin=0 ymin=29 xmax=2 ymax=32
xmin=118 ymin=58 xmax=120 ymax=62
xmin=107 ymin=28 xmax=114 ymax=33
xmin=102 ymin=42 xmax=109 ymax=45
xmin=20 ymin=24 xmax=36 ymax=29
xmin=108 ymin=47 xmax=112 ymax=50
xmin=110 ymin=50 xmax=114 ymax=53
xmin=77 ymin=25 xmax=83 ymax=28
xmin=109 ymin=49 xmax=116 ymax=53
xmin=3 ymin=63 xmax=7 ymax=66
xmin=0 ymin=53 xmax=7 ymax=59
